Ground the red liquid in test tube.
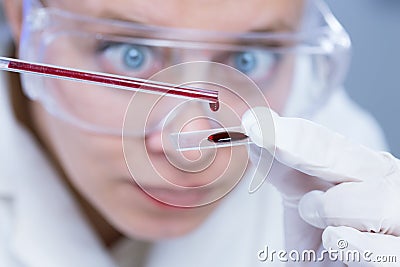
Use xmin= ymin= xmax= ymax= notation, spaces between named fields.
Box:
xmin=0 ymin=57 xmax=219 ymax=111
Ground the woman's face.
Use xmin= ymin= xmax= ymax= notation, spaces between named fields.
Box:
xmin=6 ymin=0 xmax=303 ymax=240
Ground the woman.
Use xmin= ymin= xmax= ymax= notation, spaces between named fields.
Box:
xmin=0 ymin=0 xmax=393 ymax=266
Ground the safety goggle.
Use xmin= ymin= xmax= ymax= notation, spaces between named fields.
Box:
xmin=19 ymin=0 xmax=351 ymax=136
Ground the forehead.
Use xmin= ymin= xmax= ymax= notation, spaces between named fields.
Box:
xmin=44 ymin=0 xmax=305 ymax=32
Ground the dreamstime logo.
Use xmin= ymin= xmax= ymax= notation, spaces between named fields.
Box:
xmin=258 ymin=240 xmax=397 ymax=263
xmin=122 ymin=61 xmax=276 ymax=208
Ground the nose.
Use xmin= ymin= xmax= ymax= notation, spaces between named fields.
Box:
xmin=145 ymin=58 xmax=218 ymax=159
xmin=145 ymin=101 xmax=216 ymax=164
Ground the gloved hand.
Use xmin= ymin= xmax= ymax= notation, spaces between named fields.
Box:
xmin=242 ymin=107 xmax=400 ymax=266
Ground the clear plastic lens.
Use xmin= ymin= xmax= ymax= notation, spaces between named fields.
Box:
xmin=19 ymin=0 xmax=350 ymax=134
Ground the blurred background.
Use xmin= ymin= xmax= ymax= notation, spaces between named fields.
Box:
xmin=326 ymin=0 xmax=400 ymax=156
xmin=0 ymin=1 xmax=399 ymax=155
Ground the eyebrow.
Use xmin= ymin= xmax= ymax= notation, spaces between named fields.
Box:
xmin=101 ymin=14 xmax=297 ymax=40
xmin=105 ymin=11 xmax=297 ymax=33
xmin=251 ymin=19 xmax=298 ymax=34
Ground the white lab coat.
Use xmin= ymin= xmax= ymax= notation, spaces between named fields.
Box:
xmin=0 ymin=52 xmax=388 ymax=267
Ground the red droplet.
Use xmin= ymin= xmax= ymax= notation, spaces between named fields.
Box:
xmin=207 ymin=131 xmax=248 ymax=143
xmin=209 ymin=101 xmax=219 ymax=112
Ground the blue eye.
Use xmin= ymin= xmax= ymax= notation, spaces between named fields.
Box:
xmin=233 ymin=52 xmax=257 ymax=74
xmin=96 ymin=42 xmax=160 ymax=78
xmin=123 ymin=45 xmax=145 ymax=69
xmin=228 ymin=50 xmax=279 ymax=81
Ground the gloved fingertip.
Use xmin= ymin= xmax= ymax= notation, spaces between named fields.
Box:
xmin=298 ymin=190 xmax=327 ymax=229
xmin=241 ymin=109 xmax=257 ymax=137
xmin=241 ymin=107 xmax=276 ymax=149
xmin=321 ymin=226 xmax=340 ymax=249
xmin=322 ymin=226 xmax=363 ymax=252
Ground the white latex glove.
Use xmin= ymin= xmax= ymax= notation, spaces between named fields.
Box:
xmin=242 ymin=107 xmax=400 ymax=266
